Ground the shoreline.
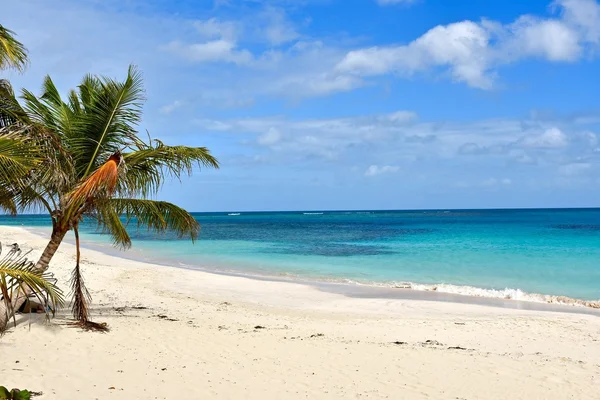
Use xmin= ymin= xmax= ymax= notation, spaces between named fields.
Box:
xmin=2 ymin=225 xmax=600 ymax=399
xmin=22 ymin=225 xmax=600 ymax=316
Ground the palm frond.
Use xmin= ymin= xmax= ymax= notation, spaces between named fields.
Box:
xmin=0 ymin=128 xmax=41 ymax=183
xmin=1 ymin=79 xmax=29 ymax=128
xmin=21 ymin=87 xmax=56 ymax=128
xmin=73 ymin=65 xmax=145 ymax=178
xmin=0 ymin=25 xmax=28 ymax=72
xmin=100 ymin=198 xmax=200 ymax=241
xmin=69 ymin=263 xmax=91 ymax=324
xmin=93 ymin=206 xmax=132 ymax=249
xmin=0 ymin=124 xmax=68 ymax=216
xmin=119 ymin=139 xmax=219 ymax=197
xmin=21 ymin=77 xmax=79 ymax=144
xmin=69 ymin=226 xmax=90 ymax=323
xmin=0 ymin=244 xmax=65 ymax=332
xmin=0 ymin=194 xmax=16 ymax=215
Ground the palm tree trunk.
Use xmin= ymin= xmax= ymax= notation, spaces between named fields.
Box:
xmin=0 ymin=227 xmax=67 ymax=331
xmin=35 ymin=227 xmax=68 ymax=272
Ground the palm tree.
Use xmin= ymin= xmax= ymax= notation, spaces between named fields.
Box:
xmin=0 ymin=26 xmax=63 ymax=331
xmin=0 ymin=24 xmax=28 ymax=72
xmin=0 ymin=65 xmax=219 ymax=330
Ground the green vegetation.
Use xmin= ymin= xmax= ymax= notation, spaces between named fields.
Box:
xmin=0 ymin=25 xmax=28 ymax=72
xmin=0 ymin=386 xmax=32 ymax=400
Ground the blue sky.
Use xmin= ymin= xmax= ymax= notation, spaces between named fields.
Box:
xmin=3 ymin=0 xmax=600 ymax=211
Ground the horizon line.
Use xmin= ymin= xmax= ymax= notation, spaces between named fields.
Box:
xmin=4 ymin=205 xmax=600 ymax=217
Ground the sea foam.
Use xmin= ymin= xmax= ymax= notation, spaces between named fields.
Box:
xmin=388 ymin=281 xmax=600 ymax=309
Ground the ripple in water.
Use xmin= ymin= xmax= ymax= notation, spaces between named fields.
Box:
xmin=267 ymin=242 xmax=396 ymax=257
xmin=552 ymin=224 xmax=600 ymax=231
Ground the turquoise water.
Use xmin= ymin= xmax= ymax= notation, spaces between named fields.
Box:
xmin=1 ymin=209 xmax=600 ymax=302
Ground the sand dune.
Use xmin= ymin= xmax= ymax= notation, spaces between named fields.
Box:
xmin=1 ymin=226 xmax=598 ymax=399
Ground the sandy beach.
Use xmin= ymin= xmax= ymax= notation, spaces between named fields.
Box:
xmin=1 ymin=226 xmax=599 ymax=399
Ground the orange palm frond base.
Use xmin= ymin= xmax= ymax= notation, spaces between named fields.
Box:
xmin=70 ymin=153 xmax=121 ymax=205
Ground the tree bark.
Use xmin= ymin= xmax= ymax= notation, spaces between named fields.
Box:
xmin=35 ymin=228 xmax=68 ymax=272
xmin=0 ymin=227 xmax=68 ymax=331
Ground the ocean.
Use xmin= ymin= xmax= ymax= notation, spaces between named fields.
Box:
xmin=2 ymin=208 xmax=599 ymax=305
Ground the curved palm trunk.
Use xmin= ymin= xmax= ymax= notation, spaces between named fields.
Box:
xmin=35 ymin=227 xmax=68 ymax=272
xmin=0 ymin=227 xmax=67 ymax=331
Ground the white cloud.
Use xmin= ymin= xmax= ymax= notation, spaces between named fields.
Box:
xmin=558 ymin=162 xmax=593 ymax=175
xmin=581 ymin=131 xmax=599 ymax=146
xmin=163 ymin=7 xmax=300 ymax=67
xmin=520 ymin=127 xmax=569 ymax=148
xmin=163 ymin=38 xmax=253 ymax=65
xmin=257 ymin=127 xmax=282 ymax=146
xmin=160 ymin=100 xmax=184 ymax=114
xmin=556 ymin=0 xmax=600 ymax=43
xmin=195 ymin=110 xmax=600 ymax=180
xmin=336 ymin=21 xmax=494 ymax=89
xmin=194 ymin=18 xmax=238 ymax=41
xmin=506 ymin=17 xmax=581 ymax=61
xmin=510 ymin=151 xmax=538 ymax=165
xmin=336 ymin=0 xmax=600 ymax=89
xmin=159 ymin=0 xmax=600 ymax=95
xmin=269 ymin=72 xmax=363 ymax=97
xmin=386 ymin=110 xmax=419 ymax=124
xmin=3 ymin=0 xmax=599 ymax=109
xmin=260 ymin=7 xmax=299 ymax=45
xmin=482 ymin=178 xmax=512 ymax=186
xmin=365 ymin=165 xmax=400 ymax=176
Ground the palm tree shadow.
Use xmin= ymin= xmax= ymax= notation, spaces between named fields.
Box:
xmin=9 ymin=304 xmax=150 ymax=331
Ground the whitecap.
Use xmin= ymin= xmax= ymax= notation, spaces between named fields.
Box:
xmin=389 ymin=282 xmax=600 ymax=309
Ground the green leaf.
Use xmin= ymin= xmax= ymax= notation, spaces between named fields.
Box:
xmin=10 ymin=389 xmax=30 ymax=400
xmin=0 ymin=25 xmax=29 ymax=72
xmin=119 ymin=139 xmax=219 ymax=198
xmin=92 ymin=198 xmax=200 ymax=245
xmin=0 ymin=386 xmax=10 ymax=399
xmin=76 ymin=65 xmax=145 ymax=178
xmin=0 ymin=244 xmax=65 ymax=333
xmin=94 ymin=204 xmax=131 ymax=249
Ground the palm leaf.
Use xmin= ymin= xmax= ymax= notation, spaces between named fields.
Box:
xmin=119 ymin=139 xmax=219 ymax=197
xmin=74 ymin=65 xmax=145 ymax=178
xmin=0 ymin=125 xmax=67 ymax=216
xmin=0 ymin=244 xmax=65 ymax=332
xmin=1 ymin=79 xmax=29 ymax=128
xmin=0 ymin=25 xmax=28 ymax=72
xmin=0 ymin=128 xmax=41 ymax=183
xmin=93 ymin=206 xmax=132 ymax=248
xmin=0 ymin=194 xmax=16 ymax=215
xmin=97 ymin=198 xmax=200 ymax=243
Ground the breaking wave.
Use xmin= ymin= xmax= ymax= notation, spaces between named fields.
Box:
xmin=384 ymin=281 xmax=600 ymax=309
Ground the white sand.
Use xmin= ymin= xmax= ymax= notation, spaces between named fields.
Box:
xmin=1 ymin=226 xmax=599 ymax=399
